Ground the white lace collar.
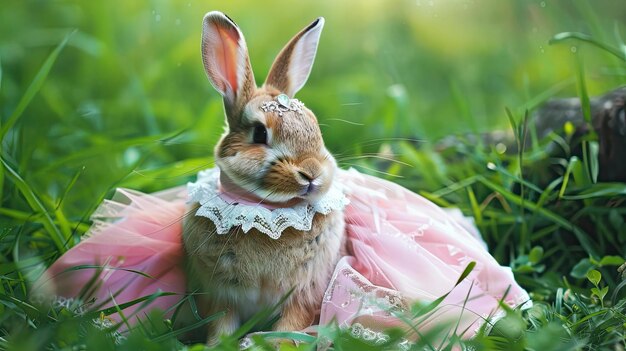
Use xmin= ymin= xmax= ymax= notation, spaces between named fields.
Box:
xmin=187 ymin=168 xmax=349 ymax=239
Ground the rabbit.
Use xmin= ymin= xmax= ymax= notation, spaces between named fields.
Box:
xmin=182 ymin=11 xmax=346 ymax=344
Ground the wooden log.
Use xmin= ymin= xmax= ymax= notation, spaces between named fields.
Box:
xmin=533 ymin=86 xmax=626 ymax=182
xmin=435 ymin=86 xmax=626 ymax=182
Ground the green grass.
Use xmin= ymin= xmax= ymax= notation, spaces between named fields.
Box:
xmin=1 ymin=0 xmax=626 ymax=350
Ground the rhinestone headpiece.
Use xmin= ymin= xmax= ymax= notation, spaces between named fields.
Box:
xmin=260 ymin=93 xmax=305 ymax=117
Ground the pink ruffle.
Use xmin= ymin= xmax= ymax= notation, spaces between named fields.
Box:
xmin=321 ymin=169 xmax=529 ymax=339
xmin=34 ymin=169 xmax=529 ymax=340
xmin=33 ymin=187 xmax=188 ymax=324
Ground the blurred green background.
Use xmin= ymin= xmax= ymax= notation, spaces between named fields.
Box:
xmin=1 ymin=0 xmax=625 ymax=218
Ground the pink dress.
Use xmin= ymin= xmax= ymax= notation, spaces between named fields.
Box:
xmin=34 ymin=168 xmax=529 ymax=341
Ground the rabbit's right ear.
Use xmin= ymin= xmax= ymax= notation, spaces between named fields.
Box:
xmin=264 ymin=17 xmax=324 ymax=98
xmin=202 ymin=11 xmax=256 ymax=125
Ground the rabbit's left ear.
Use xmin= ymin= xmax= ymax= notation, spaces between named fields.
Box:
xmin=264 ymin=17 xmax=324 ymax=97
xmin=201 ymin=11 xmax=256 ymax=124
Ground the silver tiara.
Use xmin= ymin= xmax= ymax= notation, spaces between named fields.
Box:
xmin=260 ymin=93 xmax=305 ymax=117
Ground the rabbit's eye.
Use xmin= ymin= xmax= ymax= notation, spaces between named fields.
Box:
xmin=252 ymin=124 xmax=268 ymax=144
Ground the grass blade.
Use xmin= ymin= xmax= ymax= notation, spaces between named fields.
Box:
xmin=573 ymin=47 xmax=592 ymax=126
xmin=0 ymin=54 xmax=3 ymax=206
xmin=1 ymin=158 xmax=66 ymax=252
xmin=151 ymin=312 xmax=225 ymax=343
xmin=550 ymin=32 xmax=626 ymax=62
xmin=0 ymin=207 xmax=89 ymax=233
xmin=250 ymin=331 xmax=317 ymax=344
xmin=231 ymin=288 xmax=295 ymax=340
xmin=559 ymin=156 xmax=579 ymax=198
xmin=466 ymin=187 xmax=482 ymax=227
xmin=57 ymin=264 xmax=155 ymax=280
xmin=477 ymin=176 xmax=599 ymax=257
xmin=97 ymin=291 xmax=178 ymax=316
xmin=56 ymin=166 xmax=85 ymax=209
xmin=413 ymin=262 xmax=477 ymax=319
xmin=505 ymin=107 xmax=517 ymax=135
xmin=36 ymin=133 xmax=174 ymax=174
xmin=0 ymin=30 xmax=75 ymax=139
xmin=562 ymin=183 xmax=626 ymax=200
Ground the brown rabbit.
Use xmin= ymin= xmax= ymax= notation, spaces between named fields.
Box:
xmin=183 ymin=11 xmax=346 ymax=344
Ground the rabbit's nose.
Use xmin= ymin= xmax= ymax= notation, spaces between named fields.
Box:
xmin=297 ymin=169 xmax=320 ymax=196
xmin=298 ymin=170 xmax=314 ymax=182
xmin=297 ymin=158 xmax=322 ymax=181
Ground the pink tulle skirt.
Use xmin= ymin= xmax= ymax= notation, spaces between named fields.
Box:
xmin=34 ymin=169 xmax=529 ymax=340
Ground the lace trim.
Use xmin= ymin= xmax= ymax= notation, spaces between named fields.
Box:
xmin=349 ymin=323 xmax=412 ymax=350
xmin=187 ymin=168 xmax=349 ymax=239
xmin=33 ymin=295 xmax=126 ymax=344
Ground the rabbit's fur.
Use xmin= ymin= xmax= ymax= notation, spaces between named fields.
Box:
xmin=183 ymin=12 xmax=345 ymax=343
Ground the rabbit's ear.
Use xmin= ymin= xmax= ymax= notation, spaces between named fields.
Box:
xmin=264 ymin=17 xmax=324 ymax=97
xmin=202 ymin=11 xmax=256 ymax=123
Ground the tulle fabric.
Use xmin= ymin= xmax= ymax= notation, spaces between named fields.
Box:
xmin=34 ymin=169 xmax=529 ymax=340
xmin=322 ymin=169 xmax=530 ymax=339
xmin=33 ymin=187 xmax=188 ymax=324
